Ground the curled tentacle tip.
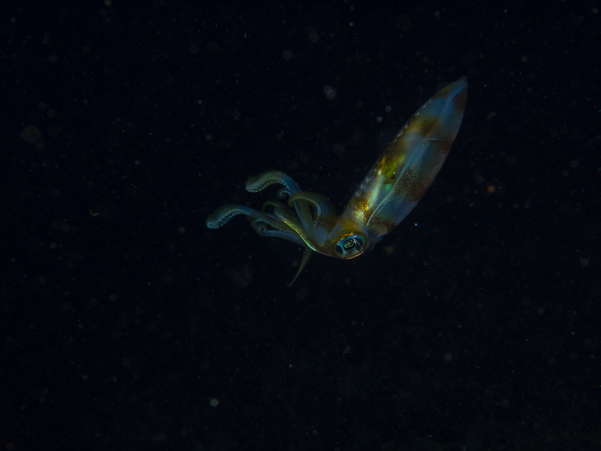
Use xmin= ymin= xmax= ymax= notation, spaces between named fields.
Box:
xmin=206 ymin=217 xmax=219 ymax=229
xmin=277 ymin=188 xmax=291 ymax=199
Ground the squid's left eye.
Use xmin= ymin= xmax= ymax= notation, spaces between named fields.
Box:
xmin=334 ymin=234 xmax=365 ymax=259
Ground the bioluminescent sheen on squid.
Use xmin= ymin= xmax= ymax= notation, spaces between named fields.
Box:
xmin=207 ymin=77 xmax=467 ymax=285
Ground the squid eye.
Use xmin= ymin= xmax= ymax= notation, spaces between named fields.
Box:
xmin=334 ymin=234 xmax=365 ymax=259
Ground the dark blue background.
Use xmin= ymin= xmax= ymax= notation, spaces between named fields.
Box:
xmin=2 ymin=1 xmax=600 ymax=449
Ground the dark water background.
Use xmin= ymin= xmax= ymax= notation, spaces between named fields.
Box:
xmin=2 ymin=1 xmax=600 ymax=449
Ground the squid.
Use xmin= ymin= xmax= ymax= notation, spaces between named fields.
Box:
xmin=207 ymin=77 xmax=467 ymax=285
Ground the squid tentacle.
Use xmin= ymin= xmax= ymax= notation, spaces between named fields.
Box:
xmin=288 ymin=192 xmax=337 ymax=230
xmin=246 ymin=170 xmax=301 ymax=194
xmin=263 ymin=200 xmax=319 ymax=252
xmin=206 ymin=204 xmax=268 ymax=229
xmin=249 ymin=218 xmax=304 ymax=246
xmin=287 ymin=247 xmax=312 ymax=288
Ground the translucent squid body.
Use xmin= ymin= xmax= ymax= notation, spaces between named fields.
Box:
xmin=207 ymin=77 xmax=467 ymax=285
